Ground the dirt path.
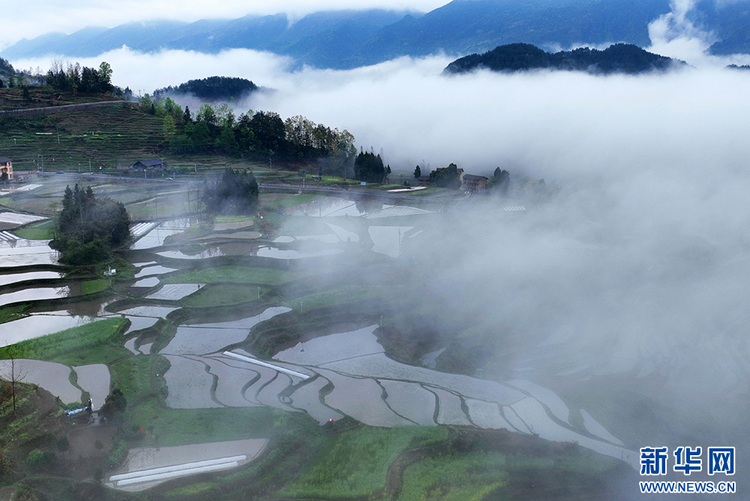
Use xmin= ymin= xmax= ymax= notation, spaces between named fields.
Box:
xmin=0 ymin=100 xmax=124 ymax=116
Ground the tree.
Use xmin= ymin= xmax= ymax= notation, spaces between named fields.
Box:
xmin=50 ymin=185 xmax=131 ymax=265
xmin=414 ymin=165 xmax=421 ymax=179
xmin=191 ymin=121 xmax=211 ymax=151
xmin=492 ymin=167 xmax=510 ymax=193
xmin=56 ymin=436 xmax=70 ymax=459
xmin=101 ymin=388 xmax=127 ymax=420
xmin=1 ymin=346 xmax=25 ymax=416
xmin=202 ymin=168 xmax=259 ymax=215
xmin=162 ymin=115 xmax=176 ymax=140
xmin=98 ymin=61 xmax=113 ymax=89
xmin=249 ymin=111 xmax=285 ymax=155
xmin=429 ymin=163 xmax=462 ymax=189
xmin=354 ymin=151 xmax=385 ymax=183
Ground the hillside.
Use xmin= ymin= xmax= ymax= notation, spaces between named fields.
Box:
xmin=444 ymin=43 xmax=682 ymax=75
xmin=0 ymin=97 xmax=169 ymax=172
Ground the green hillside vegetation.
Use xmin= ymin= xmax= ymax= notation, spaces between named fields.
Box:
xmin=154 ymin=76 xmax=258 ymax=101
xmin=444 ymin=43 xmax=682 ymax=75
xmin=1 ymin=61 xmax=356 ymax=176
xmin=0 ymin=102 xmax=167 ymax=171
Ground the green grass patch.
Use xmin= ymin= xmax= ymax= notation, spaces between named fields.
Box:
xmin=13 ymin=220 xmax=54 ymax=240
xmin=214 ymin=215 xmax=254 ymax=223
xmin=111 ymin=355 xmax=162 ymax=401
xmin=0 ymin=304 xmax=29 ymax=324
xmin=163 ymin=266 xmax=305 ymax=286
xmin=127 ymin=398 xmax=312 ymax=447
xmin=281 ymin=426 xmax=447 ymax=498
xmin=164 ymin=482 xmax=215 ymax=498
xmin=397 ymin=445 xmax=624 ymax=501
xmin=81 ymin=278 xmax=109 ymax=295
xmin=284 ymin=284 xmax=386 ymax=310
xmin=399 ymin=453 xmax=507 ymax=501
xmin=0 ymin=317 xmax=129 ymax=362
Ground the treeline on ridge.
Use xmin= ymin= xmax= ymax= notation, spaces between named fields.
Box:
xmin=444 ymin=43 xmax=682 ymax=75
xmin=142 ymin=95 xmax=356 ymax=164
xmin=154 ymin=76 xmax=259 ymax=101
xmin=44 ymin=61 xmax=115 ymax=94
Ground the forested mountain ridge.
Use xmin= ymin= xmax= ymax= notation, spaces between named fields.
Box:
xmin=153 ymin=76 xmax=258 ymax=101
xmin=4 ymin=0 xmax=750 ymax=68
xmin=444 ymin=43 xmax=683 ymax=75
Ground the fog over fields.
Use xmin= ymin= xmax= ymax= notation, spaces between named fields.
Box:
xmin=7 ymin=4 xmax=750 ymax=492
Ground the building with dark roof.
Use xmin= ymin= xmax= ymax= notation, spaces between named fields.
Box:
xmin=132 ymin=159 xmax=166 ymax=170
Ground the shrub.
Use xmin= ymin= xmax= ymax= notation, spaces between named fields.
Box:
xmin=24 ymin=449 xmax=44 ymax=467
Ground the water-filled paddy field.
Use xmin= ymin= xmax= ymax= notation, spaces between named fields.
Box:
xmin=2 ymin=183 xmax=722 ymax=498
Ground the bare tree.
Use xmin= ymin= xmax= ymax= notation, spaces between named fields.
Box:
xmin=1 ymin=346 xmax=26 ymax=416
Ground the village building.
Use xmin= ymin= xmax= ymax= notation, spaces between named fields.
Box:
xmin=0 ymin=157 xmax=13 ymax=180
xmin=461 ymin=173 xmax=488 ymax=192
xmin=132 ymin=159 xmax=166 ymax=170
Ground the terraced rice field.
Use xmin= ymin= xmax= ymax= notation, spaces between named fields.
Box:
xmin=157 ymin=320 xmax=637 ymax=467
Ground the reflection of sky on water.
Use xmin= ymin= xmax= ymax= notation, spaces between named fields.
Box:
xmin=0 ymin=286 xmax=69 ymax=308
xmin=0 ymin=314 xmax=95 ymax=347
xmin=133 ymin=277 xmax=160 ymax=287
xmin=256 ymin=246 xmax=343 ymax=260
xmin=0 ymin=240 xmax=57 ymax=266
xmin=135 ymin=265 xmax=178 ymax=277
xmin=158 ymin=248 xmax=225 ymax=260
xmin=0 ymin=271 xmax=63 ymax=286
xmin=289 ymin=198 xmax=365 ymax=217
xmin=132 ymin=219 xmax=192 ymax=250
xmin=288 ymin=197 xmax=430 ymax=220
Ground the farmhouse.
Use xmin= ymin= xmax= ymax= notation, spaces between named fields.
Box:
xmin=132 ymin=159 xmax=166 ymax=170
xmin=461 ymin=174 xmax=488 ymax=192
xmin=0 ymin=157 xmax=13 ymax=180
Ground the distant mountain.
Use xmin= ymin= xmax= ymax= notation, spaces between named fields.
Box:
xmin=444 ymin=43 xmax=682 ymax=75
xmin=1 ymin=10 xmax=412 ymax=69
xmin=4 ymin=0 xmax=750 ymax=69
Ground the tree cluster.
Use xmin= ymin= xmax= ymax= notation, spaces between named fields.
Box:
xmin=354 ymin=151 xmax=391 ymax=183
xmin=489 ymin=167 xmax=510 ymax=193
xmin=100 ymin=388 xmax=127 ymax=421
xmin=153 ymin=97 xmax=356 ymax=163
xmin=429 ymin=163 xmax=461 ymax=188
xmin=202 ymin=168 xmax=259 ymax=215
xmin=45 ymin=61 xmax=114 ymax=93
xmin=50 ymin=185 xmax=131 ymax=265
xmin=444 ymin=43 xmax=681 ymax=75
xmin=154 ymin=76 xmax=259 ymax=101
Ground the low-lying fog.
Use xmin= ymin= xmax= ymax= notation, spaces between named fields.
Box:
xmin=12 ymin=40 xmax=750 ymax=470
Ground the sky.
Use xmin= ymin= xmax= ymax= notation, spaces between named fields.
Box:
xmin=0 ymin=0 xmax=449 ymax=50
